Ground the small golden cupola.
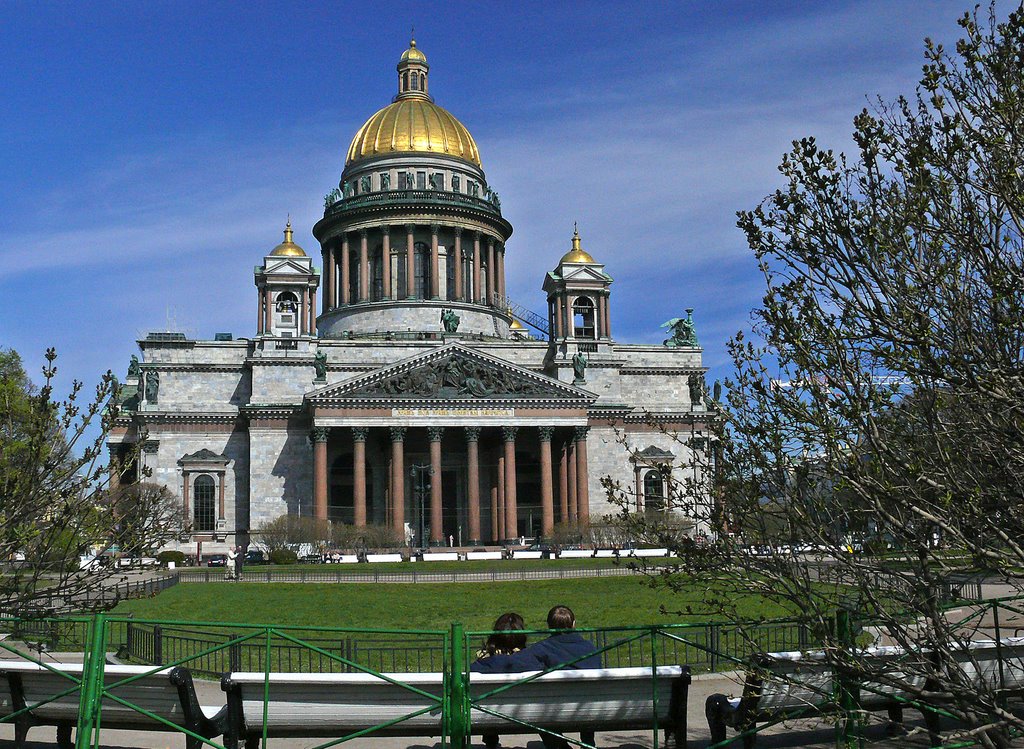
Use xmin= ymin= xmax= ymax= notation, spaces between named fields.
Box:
xmin=559 ymin=224 xmax=596 ymax=264
xmin=397 ymin=37 xmax=430 ymax=100
xmin=269 ymin=219 xmax=307 ymax=257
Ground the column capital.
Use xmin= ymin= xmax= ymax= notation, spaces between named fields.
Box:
xmin=430 ymin=223 xmax=440 ymax=235
xmin=502 ymin=425 xmax=518 ymax=442
xmin=538 ymin=426 xmax=555 ymax=442
xmin=474 ymin=230 xmax=482 ymax=240
xmin=427 ymin=426 xmax=445 ymax=442
xmin=574 ymin=426 xmax=590 ymax=441
xmin=464 ymin=426 xmax=481 ymax=442
xmin=405 ymin=223 xmax=416 ymax=234
xmin=312 ymin=427 xmax=329 ymax=443
xmin=352 ymin=426 xmax=369 ymax=443
xmin=359 ymin=228 xmax=368 ymax=238
xmin=486 ymin=236 xmax=495 ymax=248
xmin=380 ymin=224 xmax=391 ymax=234
xmin=390 ymin=426 xmax=407 ymax=442
xmin=453 ymin=226 xmax=464 ymax=237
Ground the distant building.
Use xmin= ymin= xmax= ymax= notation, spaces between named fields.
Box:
xmin=109 ymin=40 xmax=712 ymax=552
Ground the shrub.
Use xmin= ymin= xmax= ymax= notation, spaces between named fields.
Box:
xmin=270 ymin=548 xmax=298 ymax=565
xmin=156 ymin=550 xmax=186 ymax=566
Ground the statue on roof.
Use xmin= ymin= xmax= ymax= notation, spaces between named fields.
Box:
xmin=662 ymin=309 xmax=699 ymax=347
xmin=440 ymin=308 xmax=461 ymax=334
xmin=127 ymin=354 xmax=140 ymax=379
xmin=313 ymin=350 xmax=328 ymax=381
xmin=144 ymin=371 xmax=160 ymax=404
xmin=572 ymin=350 xmax=588 ymax=384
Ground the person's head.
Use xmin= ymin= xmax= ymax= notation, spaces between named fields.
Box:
xmin=547 ymin=605 xmax=576 ymax=630
xmin=485 ymin=612 xmax=527 ymax=655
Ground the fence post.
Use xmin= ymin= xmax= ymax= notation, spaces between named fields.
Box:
xmin=153 ymin=625 xmax=163 ymax=666
xmin=836 ymin=608 xmax=862 ymax=749
xmin=708 ymin=624 xmax=719 ymax=672
xmin=993 ymin=602 xmax=1006 ymax=706
xmin=447 ymin=622 xmax=470 ymax=749
xmin=126 ymin=621 xmax=135 ymax=659
xmin=229 ymin=633 xmax=242 ymax=672
xmin=74 ymin=613 xmax=107 ymax=749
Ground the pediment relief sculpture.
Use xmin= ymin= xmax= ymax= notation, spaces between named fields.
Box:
xmin=346 ymin=352 xmax=557 ymax=399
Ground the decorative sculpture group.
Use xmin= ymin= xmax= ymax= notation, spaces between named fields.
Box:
xmin=662 ymin=308 xmax=699 ymax=348
xmin=440 ymin=308 xmax=461 ymax=333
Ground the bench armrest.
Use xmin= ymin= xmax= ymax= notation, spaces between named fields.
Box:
xmin=169 ymin=667 xmax=227 ymax=744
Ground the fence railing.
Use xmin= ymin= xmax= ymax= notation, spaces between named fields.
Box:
xmin=11 ymin=574 xmax=179 ymax=619
xmin=1 ymin=596 xmax=1019 ymax=749
xmin=175 ymin=566 xmax=636 ymax=584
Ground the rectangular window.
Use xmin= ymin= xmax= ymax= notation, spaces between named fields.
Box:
xmin=432 ymin=173 xmax=444 ymax=190
xmin=416 ymin=171 xmax=426 ymax=190
xmin=398 ymin=172 xmax=408 ymax=190
xmin=452 ymin=174 xmax=461 ymax=192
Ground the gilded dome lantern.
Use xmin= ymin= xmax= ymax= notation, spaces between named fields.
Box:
xmin=313 ymin=39 xmax=514 ymax=340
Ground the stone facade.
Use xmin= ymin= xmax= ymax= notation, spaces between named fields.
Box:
xmin=108 ymin=40 xmax=715 ymax=555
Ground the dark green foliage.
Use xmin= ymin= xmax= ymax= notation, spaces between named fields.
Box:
xmin=270 ymin=548 xmax=298 ymax=565
xmin=156 ymin=550 xmax=187 ymax=565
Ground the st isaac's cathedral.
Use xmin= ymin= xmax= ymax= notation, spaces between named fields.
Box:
xmin=109 ymin=40 xmax=713 ymax=552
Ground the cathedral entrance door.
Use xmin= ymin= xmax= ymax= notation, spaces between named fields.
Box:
xmin=442 ymin=469 xmax=459 ymax=545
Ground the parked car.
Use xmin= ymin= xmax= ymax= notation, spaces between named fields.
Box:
xmin=244 ymin=549 xmax=267 ymax=565
xmin=298 ymin=553 xmax=322 ymax=564
xmin=206 ymin=554 xmax=227 ymax=567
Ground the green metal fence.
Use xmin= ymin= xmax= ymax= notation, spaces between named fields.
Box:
xmin=1 ymin=599 xmax=1021 ymax=749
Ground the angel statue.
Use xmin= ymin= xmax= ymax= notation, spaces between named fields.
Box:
xmin=662 ymin=309 xmax=699 ymax=348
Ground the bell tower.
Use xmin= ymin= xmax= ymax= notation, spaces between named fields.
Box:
xmin=254 ymin=220 xmax=321 ymax=348
xmin=543 ymin=226 xmax=613 ymax=379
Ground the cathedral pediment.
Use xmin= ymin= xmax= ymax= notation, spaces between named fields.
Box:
xmin=262 ymin=257 xmax=313 ymax=275
xmin=560 ymin=265 xmax=611 ymax=283
xmin=307 ymin=344 xmax=594 ymax=404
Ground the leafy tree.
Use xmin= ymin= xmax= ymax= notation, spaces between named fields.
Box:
xmin=0 ymin=348 xmax=180 ymax=615
xmin=254 ymin=515 xmax=331 ymax=554
xmin=612 ymin=7 xmax=1024 ymax=747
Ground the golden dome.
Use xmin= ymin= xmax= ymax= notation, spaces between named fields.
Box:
xmin=509 ymin=318 xmax=526 ymax=331
xmin=400 ymin=39 xmax=427 ymax=64
xmin=269 ymin=220 xmax=307 ymax=257
xmin=346 ymin=98 xmax=482 ymax=167
xmin=560 ymin=225 xmax=595 ymax=263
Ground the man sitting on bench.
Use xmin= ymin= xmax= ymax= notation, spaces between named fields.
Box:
xmin=521 ymin=605 xmax=601 ymax=749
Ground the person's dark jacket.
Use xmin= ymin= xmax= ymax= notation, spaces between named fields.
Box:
xmin=519 ymin=632 xmax=601 ymax=670
xmin=470 ymin=648 xmax=544 ymax=673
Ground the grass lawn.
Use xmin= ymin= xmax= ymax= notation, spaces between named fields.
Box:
xmin=112 ymin=574 xmax=793 ymax=632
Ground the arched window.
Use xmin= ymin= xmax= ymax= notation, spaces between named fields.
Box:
xmin=414 ymin=241 xmax=430 ymax=298
xmin=193 ymin=475 xmax=216 ymax=532
xmin=643 ymin=470 xmax=664 ymax=513
xmin=276 ymin=291 xmax=297 ymax=313
xmin=402 ymin=72 xmax=409 ymax=92
xmin=573 ymin=296 xmax=596 ymax=338
xmin=411 ymin=74 xmax=419 ymax=91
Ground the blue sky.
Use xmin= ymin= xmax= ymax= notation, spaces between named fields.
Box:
xmin=0 ymin=1 xmax=1007 ymax=398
